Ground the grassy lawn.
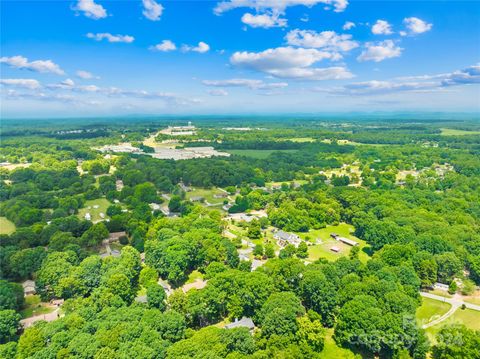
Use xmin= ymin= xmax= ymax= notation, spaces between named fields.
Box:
xmin=296 ymin=223 xmax=370 ymax=263
xmin=449 ymin=308 xmax=480 ymax=330
xmin=440 ymin=128 xmax=480 ymax=136
xmin=428 ymin=289 xmax=453 ymax=298
xmin=265 ymin=180 xmax=309 ymax=189
xmin=319 ymin=329 xmax=357 ymax=359
xmin=20 ymin=295 xmax=55 ymax=319
xmin=426 ymin=308 xmax=480 ymax=341
xmin=287 ymin=137 xmax=316 ymax=143
xmin=77 ymin=198 xmax=112 ymax=222
xmin=464 ymin=295 xmax=480 ymax=306
xmin=0 ymin=216 xmax=16 ymax=235
xmin=416 ymin=297 xmax=451 ymax=327
xmin=186 ymin=188 xmax=228 ymax=205
xmin=226 ymin=149 xmax=298 ymax=159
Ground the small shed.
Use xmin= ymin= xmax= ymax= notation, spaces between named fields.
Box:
xmin=330 ymin=246 xmax=340 ymax=253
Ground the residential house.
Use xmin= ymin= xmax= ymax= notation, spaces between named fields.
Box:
xmin=274 ymin=230 xmax=302 ymax=248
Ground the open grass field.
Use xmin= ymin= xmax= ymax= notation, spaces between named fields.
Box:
xmin=464 ymin=291 xmax=480 ymax=305
xmin=286 ymin=137 xmax=316 ymax=142
xmin=416 ymin=297 xmax=451 ymax=327
xmin=265 ymin=180 xmax=309 ymax=189
xmin=428 ymin=289 xmax=453 ymax=298
xmin=319 ymin=329 xmax=357 ymax=359
xmin=296 ymin=223 xmax=370 ymax=263
xmin=77 ymin=198 xmax=112 ymax=222
xmin=440 ymin=128 xmax=480 ymax=136
xmin=0 ymin=216 xmax=16 ymax=235
xmin=227 ymin=149 xmax=298 ymax=159
xmin=186 ymin=187 xmax=228 ymax=205
xmin=20 ymin=295 xmax=55 ymax=319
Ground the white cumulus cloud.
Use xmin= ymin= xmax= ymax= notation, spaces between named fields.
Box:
xmin=0 ymin=78 xmax=41 ymax=89
xmin=86 ymin=33 xmax=135 ymax=43
xmin=182 ymin=41 xmax=210 ymax=53
xmin=285 ymin=29 xmax=358 ymax=52
xmin=230 ymin=47 xmax=352 ymax=80
xmin=403 ymin=17 xmax=432 ymax=35
xmin=149 ymin=40 xmax=176 ymax=52
xmin=142 ymin=0 xmax=163 ymax=21
xmin=371 ymin=20 xmax=393 ymax=35
xmin=214 ymin=0 xmax=348 ymax=15
xmin=0 ymin=55 xmax=65 ymax=75
xmin=241 ymin=12 xmax=287 ymax=28
xmin=74 ymin=0 xmax=107 ymax=19
xmin=357 ymin=40 xmax=402 ymax=62
xmin=342 ymin=21 xmax=355 ymax=30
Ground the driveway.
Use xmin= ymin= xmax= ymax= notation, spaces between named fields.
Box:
xmin=420 ymin=292 xmax=480 ymax=329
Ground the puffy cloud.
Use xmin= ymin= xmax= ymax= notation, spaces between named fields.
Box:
xmin=142 ymin=0 xmax=163 ymax=21
xmin=0 ymin=55 xmax=65 ymax=75
xmin=371 ymin=20 xmax=393 ymax=35
xmin=86 ymin=33 xmax=134 ymax=43
xmin=181 ymin=41 xmax=210 ymax=53
xmin=241 ymin=12 xmax=287 ymax=28
xmin=149 ymin=40 xmax=176 ymax=52
xmin=74 ymin=0 xmax=107 ymax=19
xmin=285 ymin=29 xmax=358 ymax=52
xmin=214 ymin=0 xmax=348 ymax=15
xmin=0 ymin=78 xmax=41 ymax=89
xmin=357 ymin=40 xmax=402 ymax=62
xmin=207 ymin=89 xmax=229 ymax=96
xmin=342 ymin=21 xmax=355 ymax=30
xmin=232 ymin=47 xmax=334 ymax=70
xmin=76 ymin=70 xmax=99 ymax=79
xmin=202 ymin=78 xmax=288 ymax=89
xmin=403 ymin=17 xmax=432 ymax=35
xmin=230 ymin=46 xmax=351 ymax=80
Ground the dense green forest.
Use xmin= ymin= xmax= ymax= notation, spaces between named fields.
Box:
xmin=0 ymin=116 xmax=479 ymax=358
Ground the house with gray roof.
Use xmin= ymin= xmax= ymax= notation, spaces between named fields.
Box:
xmin=274 ymin=230 xmax=301 ymax=248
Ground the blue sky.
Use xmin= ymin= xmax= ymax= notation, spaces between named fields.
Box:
xmin=1 ymin=0 xmax=479 ymax=118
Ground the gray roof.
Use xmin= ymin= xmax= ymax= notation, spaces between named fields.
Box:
xmin=274 ymin=230 xmax=300 ymax=242
xmin=225 ymin=317 xmax=255 ymax=330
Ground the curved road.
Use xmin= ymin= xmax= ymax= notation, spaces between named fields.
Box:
xmin=420 ymin=292 xmax=480 ymax=329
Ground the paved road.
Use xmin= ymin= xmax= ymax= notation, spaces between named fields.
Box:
xmin=420 ymin=292 xmax=480 ymax=311
xmin=420 ymin=292 xmax=480 ymax=329
xmin=20 ymin=308 xmax=61 ymax=328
